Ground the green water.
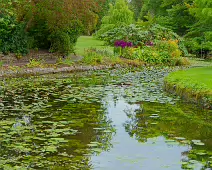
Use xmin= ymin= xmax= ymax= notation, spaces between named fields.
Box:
xmin=0 ymin=67 xmax=211 ymax=170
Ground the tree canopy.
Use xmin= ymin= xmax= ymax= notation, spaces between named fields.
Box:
xmin=0 ymin=0 xmax=211 ymax=57
xmin=0 ymin=0 xmax=107 ymax=55
xmin=95 ymin=0 xmax=134 ymax=37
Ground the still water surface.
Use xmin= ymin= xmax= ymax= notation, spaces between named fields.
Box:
xmin=0 ymin=67 xmax=211 ymax=169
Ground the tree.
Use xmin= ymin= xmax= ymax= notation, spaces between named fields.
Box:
xmin=185 ymin=0 xmax=212 ymax=57
xmin=189 ymin=0 xmax=212 ymax=33
xmin=139 ymin=0 xmax=166 ymax=20
xmin=95 ymin=0 xmax=116 ymax=31
xmin=95 ymin=0 xmax=134 ymax=37
xmin=156 ymin=0 xmax=195 ymax=35
xmin=0 ymin=0 xmax=106 ymax=55
xmin=129 ymin=0 xmax=143 ymax=21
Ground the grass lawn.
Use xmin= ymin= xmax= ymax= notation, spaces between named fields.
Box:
xmin=166 ymin=66 xmax=212 ymax=89
xmin=75 ymin=36 xmax=113 ymax=55
xmin=165 ymin=66 xmax=212 ymax=106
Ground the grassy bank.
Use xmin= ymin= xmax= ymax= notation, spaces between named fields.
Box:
xmin=164 ymin=66 xmax=212 ymax=109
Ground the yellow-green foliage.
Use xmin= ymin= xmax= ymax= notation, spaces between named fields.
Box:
xmin=95 ymin=0 xmax=134 ymax=37
xmin=82 ymin=47 xmax=119 ymax=65
xmin=156 ymin=40 xmax=181 ymax=58
xmin=26 ymin=59 xmax=44 ymax=68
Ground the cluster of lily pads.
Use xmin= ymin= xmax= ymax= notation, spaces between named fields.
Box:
xmin=0 ymin=66 xmax=211 ymax=169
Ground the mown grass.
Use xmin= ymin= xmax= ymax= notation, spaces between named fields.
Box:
xmin=75 ymin=36 xmax=113 ymax=55
xmin=166 ymin=67 xmax=212 ymax=89
xmin=165 ymin=66 xmax=212 ymax=108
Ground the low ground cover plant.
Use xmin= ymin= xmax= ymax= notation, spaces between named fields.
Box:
xmin=82 ymin=48 xmax=120 ymax=65
xmin=26 ymin=58 xmax=44 ymax=68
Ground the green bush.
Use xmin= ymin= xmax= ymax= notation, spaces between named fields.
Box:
xmin=185 ymin=37 xmax=212 ymax=58
xmin=48 ymin=31 xmax=73 ymax=55
xmin=28 ymin=21 xmax=51 ymax=49
xmin=121 ymin=39 xmax=184 ymax=65
xmin=122 ymin=47 xmax=167 ymax=64
xmin=26 ymin=58 xmax=44 ymax=68
xmin=83 ymin=48 xmax=104 ymax=64
xmin=99 ymin=23 xmax=188 ymax=57
xmin=101 ymin=22 xmax=188 ymax=65
xmin=30 ymin=20 xmax=82 ymax=55
xmin=99 ymin=24 xmax=148 ymax=46
xmin=0 ymin=14 xmax=29 ymax=55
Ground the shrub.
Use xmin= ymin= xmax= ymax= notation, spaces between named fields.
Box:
xmin=83 ymin=48 xmax=104 ymax=64
xmin=48 ymin=31 xmax=73 ymax=55
xmin=119 ymin=39 xmax=184 ymax=65
xmin=155 ymin=40 xmax=182 ymax=58
xmin=184 ymin=37 xmax=212 ymax=58
xmin=28 ymin=21 xmax=51 ymax=49
xmin=26 ymin=59 xmax=44 ymax=68
xmin=57 ymin=57 xmax=73 ymax=66
xmin=0 ymin=14 xmax=29 ymax=55
xmin=99 ymin=23 xmax=188 ymax=57
xmin=99 ymin=24 xmax=148 ymax=46
xmin=1 ymin=0 xmax=101 ymax=55
xmin=123 ymin=46 xmax=166 ymax=64
xmin=30 ymin=20 xmax=82 ymax=55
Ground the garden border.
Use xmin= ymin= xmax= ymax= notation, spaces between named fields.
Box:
xmin=0 ymin=64 xmax=125 ymax=78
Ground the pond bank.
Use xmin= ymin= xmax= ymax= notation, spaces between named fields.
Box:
xmin=0 ymin=64 xmax=125 ymax=78
xmin=0 ymin=56 xmax=145 ymax=78
xmin=164 ymin=66 xmax=212 ymax=109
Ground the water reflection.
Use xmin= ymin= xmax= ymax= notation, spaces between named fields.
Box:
xmin=92 ymin=98 xmax=196 ymax=170
xmin=0 ymin=68 xmax=212 ymax=169
xmin=122 ymin=100 xmax=212 ymax=170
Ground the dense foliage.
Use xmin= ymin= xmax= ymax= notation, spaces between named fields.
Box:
xmin=0 ymin=0 xmax=107 ymax=55
xmin=94 ymin=0 xmax=134 ymax=38
xmin=0 ymin=0 xmax=211 ymax=59
xmin=131 ymin=0 xmax=212 ymax=58
xmin=0 ymin=13 xmax=29 ymax=55
xmin=99 ymin=23 xmax=188 ymax=65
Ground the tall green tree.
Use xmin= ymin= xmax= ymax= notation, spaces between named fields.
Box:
xmin=95 ymin=0 xmax=134 ymax=37
xmin=139 ymin=0 xmax=166 ymax=20
xmin=185 ymin=0 xmax=212 ymax=56
xmin=189 ymin=0 xmax=212 ymax=34
xmin=156 ymin=0 xmax=195 ymax=35
xmin=129 ymin=0 xmax=143 ymax=21
xmin=95 ymin=0 xmax=116 ymax=31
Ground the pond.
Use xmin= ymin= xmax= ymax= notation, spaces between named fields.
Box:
xmin=0 ymin=67 xmax=211 ymax=170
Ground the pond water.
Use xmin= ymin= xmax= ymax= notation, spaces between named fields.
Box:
xmin=0 ymin=67 xmax=211 ymax=170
